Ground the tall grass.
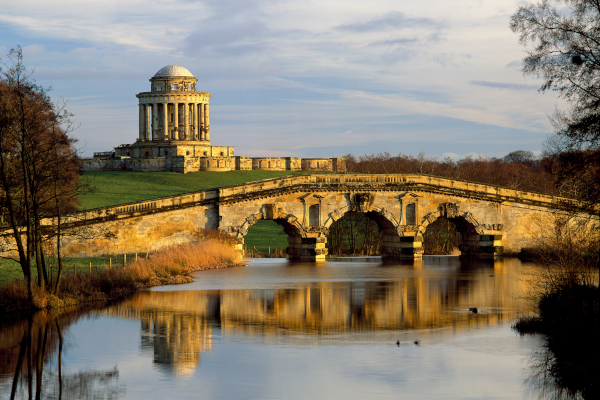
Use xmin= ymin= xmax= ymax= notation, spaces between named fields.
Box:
xmin=245 ymin=247 xmax=287 ymax=258
xmin=518 ymin=214 xmax=599 ymax=306
xmin=0 ymin=231 xmax=244 ymax=320
xmin=126 ymin=235 xmax=243 ymax=285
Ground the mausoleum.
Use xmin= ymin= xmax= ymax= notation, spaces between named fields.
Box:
xmin=82 ymin=65 xmax=345 ymax=173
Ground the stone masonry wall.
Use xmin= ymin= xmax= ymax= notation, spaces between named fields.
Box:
xmin=82 ymin=154 xmax=341 ymax=173
xmin=1 ymin=174 xmax=587 ymax=260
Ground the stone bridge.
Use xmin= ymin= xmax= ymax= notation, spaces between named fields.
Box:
xmin=34 ymin=174 xmax=585 ymax=261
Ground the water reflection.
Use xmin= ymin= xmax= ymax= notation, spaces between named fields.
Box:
xmin=104 ymin=257 xmax=529 ymax=376
xmin=1 ymin=257 xmax=593 ymax=399
xmin=0 ymin=311 xmax=124 ymax=400
xmin=524 ymin=334 xmax=600 ymax=400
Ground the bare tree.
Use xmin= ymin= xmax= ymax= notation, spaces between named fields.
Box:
xmin=0 ymin=46 xmax=82 ymax=298
xmin=511 ymin=0 xmax=600 ymax=208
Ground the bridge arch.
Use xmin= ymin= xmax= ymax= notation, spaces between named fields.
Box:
xmin=225 ymin=205 xmax=333 ymax=260
xmin=234 ymin=210 xmax=305 ymax=239
xmin=323 ymin=197 xmax=403 ymax=257
xmin=418 ymin=203 xmax=503 ymax=257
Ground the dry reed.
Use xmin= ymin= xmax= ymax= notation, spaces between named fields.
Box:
xmin=0 ymin=234 xmax=244 ymax=320
xmin=126 ymin=238 xmax=243 ymax=285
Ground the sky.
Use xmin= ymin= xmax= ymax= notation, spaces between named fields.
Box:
xmin=0 ymin=0 xmax=564 ymax=159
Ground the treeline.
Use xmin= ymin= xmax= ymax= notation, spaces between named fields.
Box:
xmin=344 ymin=151 xmax=559 ymax=195
xmin=328 ymin=212 xmax=381 ymax=256
xmin=326 ymin=150 xmax=568 ymax=256
xmin=324 ymin=149 xmax=600 ymax=256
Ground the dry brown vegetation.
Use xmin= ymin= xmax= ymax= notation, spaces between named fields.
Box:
xmin=513 ymin=214 xmax=600 ymax=399
xmin=344 ymin=151 xmax=559 ymax=194
xmin=246 ymin=247 xmax=287 ymax=258
xmin=519 ymin=214 xmax=600 ymax=298
xmin=0 ymin=230 xmax=244 ymax=321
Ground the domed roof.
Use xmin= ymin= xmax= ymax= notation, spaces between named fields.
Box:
xmin=153 ymin=65 xmax=194 ymax=78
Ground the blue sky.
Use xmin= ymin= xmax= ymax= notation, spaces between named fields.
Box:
xmin=0 ymin=0 xmax=562 ymax=159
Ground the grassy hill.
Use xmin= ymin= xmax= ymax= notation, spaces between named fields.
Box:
xmin=77 ymin=170 xmax=302 ymax=254
xmin=79 ymin=170 xmax=309 ymax=210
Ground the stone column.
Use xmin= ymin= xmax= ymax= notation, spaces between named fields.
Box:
xmin=139 ymin=104 xmax=145 ymax=141
xmin=193 ymin=103 xmax=198 ymax=140
xmin=189 ymin=104 xmax=194 ymax=141
xmin=204 ymin=103 xmax=210 ymax=141
xmin=199 ymin=103 xmax=205 ymax=140
xmin=183 ymin=103 xmax=189 ymax=140
xmin=162 ymin=103 xmax=169 ymax=140
xmin=152 ymin=103 xmax=158 ymax=141
xmin=173 ymin=102 xmax=179 ymax=140
xmin=145 ymin=104 xmax=151 ymax=141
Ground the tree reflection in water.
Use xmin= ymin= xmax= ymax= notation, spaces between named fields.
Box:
xmin=0 ymin=311 xmax=124 ymax=400
xmin=525 ymin=339 xmax=600 ymax=400
xmin=2 ymin=258 xmax=597 ymax=399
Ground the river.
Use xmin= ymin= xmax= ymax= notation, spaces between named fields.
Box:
xmin=1 ymin=256 xmax=555 ymax=399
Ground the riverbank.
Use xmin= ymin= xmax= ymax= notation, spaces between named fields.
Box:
xmin=513 ymin=281 xmax=599 ymax=399
xmin=0 ymin=233 xmax=245 ymax=325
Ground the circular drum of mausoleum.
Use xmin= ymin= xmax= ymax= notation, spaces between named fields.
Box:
xmin=136 ymin=65 xmax=211 ymax=143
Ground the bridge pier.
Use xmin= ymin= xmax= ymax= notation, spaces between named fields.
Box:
xmin=381 ymin=233 xmax=424 ymax=259
xmin=459 ymin=234 xmax=504 ymax=258
xmin=287 ymin=236 xmax=328 ymax=262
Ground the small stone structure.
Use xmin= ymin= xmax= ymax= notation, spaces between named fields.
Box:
xmin=5 ymin=174 xmax=592 ymax=262
xmin=82 ymin=64 xmax=345 ymax=173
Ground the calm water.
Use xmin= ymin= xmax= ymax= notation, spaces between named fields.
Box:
xmin=1 ymin=257 xmax=549 ymax=399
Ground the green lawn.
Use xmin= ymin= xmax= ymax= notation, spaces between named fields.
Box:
xmin=79 ymin=170 xmax=310 ymax=209
xmin=244 ymin=220 xmax=289 ymax=253
xmin=0 ymin=256 xmax=125 ymax=285
xmin=74 ymin=170 xmax=306 ymax=259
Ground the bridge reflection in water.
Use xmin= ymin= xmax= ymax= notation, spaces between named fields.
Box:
xmin=104 ymin=257 xmax=532 ymax=376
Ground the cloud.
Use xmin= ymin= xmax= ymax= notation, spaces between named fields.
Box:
xmin=183 ymin=19 xmax=268 ymax=53
xmin=469 ymin=80 xmax=539 ymax=91
xmin=370 ymin=37 xmax=420 ymax=46
xmin=1 ymin=0 xmax=562 ymax=160
xmin=381 ymin=47 xmax=417 ymax=64
xmin=200 ymin=0 xmax=267 ymax=17
xmin=336 ymin=11 xmax=442 ymax=33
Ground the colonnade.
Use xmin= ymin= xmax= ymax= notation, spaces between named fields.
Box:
xmin=138 ymin=102 xmax=209 ymax=142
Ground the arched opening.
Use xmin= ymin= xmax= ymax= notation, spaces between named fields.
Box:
xmin=243 ymin=220 xmax=289 ymax=257
xmin=423 ymin=217 xmax=460 ymax=255
xmin=240 ymin=212 xmax=305 ymax=259
xmin=327 ymin=211 xmax=387 ymax=256
xmin=422 ymin=215 xmax=480 ymax=256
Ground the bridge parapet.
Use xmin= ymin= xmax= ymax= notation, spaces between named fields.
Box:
xmin=3 ymin=174 xmax=593 ymax=261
